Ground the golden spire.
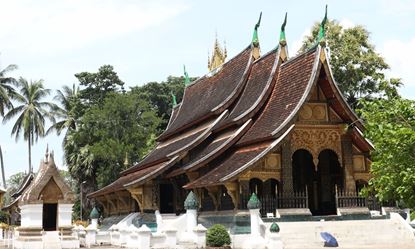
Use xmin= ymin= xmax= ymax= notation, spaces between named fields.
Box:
xmin=208 ymin=34 xmax=227 ymax=71
xmin=124 ymin=152 xmax=129 ymax=169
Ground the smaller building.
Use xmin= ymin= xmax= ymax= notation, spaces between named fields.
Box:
xmin=13 ymin=149 xmax=78 ymax=249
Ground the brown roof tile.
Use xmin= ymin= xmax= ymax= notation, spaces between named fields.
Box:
xmin=159 ymin=46 xmax=253 ymax=140
xmin=238 ymin=48 xmax=319 ymax=145
xmin=121 ymin=111 xmax=228 ymax=176
xmin=88 ymin=163 xmax=166 ymax=198
xmin=184 ymin=145 xmax=269 ymax=188
xmin=166 ymin=120 xmax=252 ymax=177
xmin=184 ymin=124 xmax=294 ymax=188
xmin=217 ymin=48 xmax=279 ymax=129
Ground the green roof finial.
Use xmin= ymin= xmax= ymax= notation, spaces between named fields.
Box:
xmin=90 ymin=207 xmax=100 ymax=219
xmin=183 ymin=65 xmax=191 ymax=86
xmin=170 ymin=92 xmax=177 ymax=107
xmin=279 ymin=12 xmax=288 ymax=45
xmin=270 ymin=222 xmax=280 ymax=233
xmin=184 ymin=191 xmax=198 ymax=210
xmin=247 ymin=192 xmax=261 ymax=209
xmin=252 ymin=12 xmax=262 ymax=47
xmin=317 ymin=5 xmax=328 ymax=44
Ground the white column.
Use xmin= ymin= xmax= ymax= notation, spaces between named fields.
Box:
xmin=20 ymin=204 xmax=43 ymax=228
xmin=164 ymin=226 xmax=177 ymax=248
xmin=58 ymin=203 xmax=74 ymax=227
xmin=249 ymin=209 xmax=260 ymax=237
xmin=193 ymin=224 xmax=207 ymax=248
xmin=186 ymin=209 xmax=197 ymax=232
xmin=85 ymin=227 xmax=97 ymax=248
xmin=137 ymin=225 xmax=151 ymax=249
xmin=90 ymin=218 xmax=98 ymax=229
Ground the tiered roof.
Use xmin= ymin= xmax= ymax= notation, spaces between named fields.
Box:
xmin=89 ymin=10 xmax=371 ymax=198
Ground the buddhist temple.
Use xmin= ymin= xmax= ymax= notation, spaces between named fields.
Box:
xmin=11 ymin=148 xmax=79 ymax=249
xmin=89 ymin=10 xmax=373 ymax=218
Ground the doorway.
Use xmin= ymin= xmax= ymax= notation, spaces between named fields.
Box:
xmin=42 ymin=203 xmax=57 ymax=231
xmin=292 ymin=149 xmax=317 ymax=212
xmin=160 ymin=183 xmax=174 ymax=213
xmin=316 ymin=149 xmax=343 ymax=215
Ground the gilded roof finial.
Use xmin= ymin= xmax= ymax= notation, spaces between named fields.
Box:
xmin=45 ymin=144 xmax=49 ymax=163
xmin=124 ymin=152 xmax=129 ymax=168
xmin=208 ymin=33 xmax=227 ymax=71
xmin=183 ymin=65 xmax=191 ymax=86
xmin=279 ymin=13 xmax=288 ymax=46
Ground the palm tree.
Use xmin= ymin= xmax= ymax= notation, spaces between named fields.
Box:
xmin=0 ymin=64 xmax=17 ymax=116
xmin=47 ymin=84 xmax=81 ymax=140
xmin=3 ymin=78 xmax=54 ymax=173
xmin=0 ymin=64 xmax=18 ymax=188
xmin=0 ymin=145 xmax=6 ymax=189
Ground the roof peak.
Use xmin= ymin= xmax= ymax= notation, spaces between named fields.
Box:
xmin=208 ymin=34 xmax=227 ymax=71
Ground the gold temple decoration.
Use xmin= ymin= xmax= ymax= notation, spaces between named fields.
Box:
xmin=208 ymin=35 xmax=227 ymax=71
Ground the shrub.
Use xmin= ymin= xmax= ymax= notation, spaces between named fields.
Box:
xmin=206 ymin=224 xmax=231 ymax=247
xmin=0 ymin=211 xmax=9 ymax=223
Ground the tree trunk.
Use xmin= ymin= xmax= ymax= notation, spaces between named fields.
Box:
xmin=28 ymin=135 xmax=32 ymax=173
xmin=0 ymin=145 xmax=6 ymax=188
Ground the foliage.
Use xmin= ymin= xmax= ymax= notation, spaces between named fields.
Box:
xmin=65 ymin=92 xmax=161 ymax=188
xmin=0 ymin=211 xmax=9 ymax=223
xmin=76 ymin=65 xmax=125 ymax=106
xmin=206 ymin=224 xmax=231 ymax=247
xmin=359 ymin=97 xmax=415 ymax=208
xmin=301 ymin=20 xmax=401 ymax=108
xmin=3 ymin=172 xmax=26 ymax=206
xmin=0 ymin=64 xmax=17 ymax=117
xmin=3 ymin=78 xmax=54 ymax=172
xmin=131 ymin=76 xmax=193 ymax=131
xmin=47 ymin=84 xmax=83 ymax=141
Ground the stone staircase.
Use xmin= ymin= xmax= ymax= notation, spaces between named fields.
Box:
xmin=273 ymin=213 xmax=415 ymax=248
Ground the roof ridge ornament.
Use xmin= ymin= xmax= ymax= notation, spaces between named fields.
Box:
xmin=183 ymin=65 xmax=191 ymax=86
xmin=317 ymin=5 xmax=328 ymax=47
xmin=252 ymin=12 xmax=262 ymax=60
xmin=170 ymin=92 xmax=177 ymax=107
xmin=279 ymin=12 xmax=288 ymax=46
xmin=252 ymin=12 xmax=262 ymax=47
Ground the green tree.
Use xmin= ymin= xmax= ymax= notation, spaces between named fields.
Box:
xmin=64 ymin=92 xmax=161 ymax=219
xmin=3 ymin=78 xmax=54 ymax=173
xmin=301 ymin=20 xmax=401 ymax=108
xmin=3 ymin=172 xmax=26 ymax=206
xmin=131 ymin=76 xmax=193 ymax=130
xmin=75 ymin=65 xmax=125 ymax=106
xmin=359 ymin=97 xmax=415 ymax=208
xmin=47 ymin=84 xmax=83 ymax=142
xmin=0 ymin=64 xmax=17 ymax=116
xmin=0 ymin=63 xmax=18 ymax=188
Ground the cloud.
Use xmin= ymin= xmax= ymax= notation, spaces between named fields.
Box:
xmin=0 ymin=0 xmax=189 ymax=55
xmin=339 ymin=19 xmax=355 ymax=29
xmin=289 ymin=28 xmax=311 ymax=56
xmin=382 ymin=37 xmax=415 ymax=88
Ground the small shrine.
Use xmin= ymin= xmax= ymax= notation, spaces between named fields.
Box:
xmin=14 ymin=148 xmax=79 ymax=249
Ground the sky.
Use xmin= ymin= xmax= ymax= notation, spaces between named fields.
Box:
xmin=0 ymin=0 xmax=414 ymax=182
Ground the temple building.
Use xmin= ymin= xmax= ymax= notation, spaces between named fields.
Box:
xmin=6 ymin=148 xmax=79 ymax=249
xmin=89 ymin=11 xmax=373 ymax=218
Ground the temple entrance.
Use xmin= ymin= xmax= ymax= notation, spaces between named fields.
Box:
xmin=42 ymin=203 xmax=57 ymax=231
xmin=292 ymin=150 xmax=317 ymax=213
xmin=292 ymin=149 xmax=343 ymax=215
xmin=316 ymin=149 xmax=343 ymax=215
xmin=160 ymin=183 xmax=174 ymax=213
